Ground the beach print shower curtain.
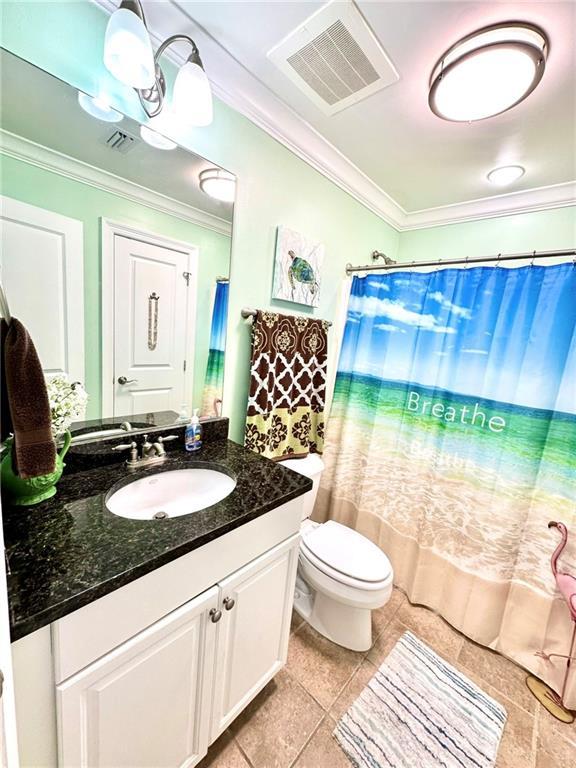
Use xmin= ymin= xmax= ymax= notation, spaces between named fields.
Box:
xmin=201 ymin=280 xmax=228 ymax=417
xmin=316 ymin=263 xmax=576 ymax=706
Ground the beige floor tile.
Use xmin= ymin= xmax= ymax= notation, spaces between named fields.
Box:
xmin=293 ymin=717 xmax=351 ymax=768
xmin=537 ymin=702 xmax=576 ymax=747
xmin=197 ymin=730 xmax=250 ymax=768
xmin=458 ymin=639 xmax=537 ymax=715
xmin=286 ymin=623 xmax=364 ymax=710
xmin=371 ymin=587 xmax=407 ymax=639
xmin=490 ymin=690 xmax=536 ymax=768
xmin=536 ymin=703 xmax=576 ymax=767
xmin=229 ymin=669 xmax=323 ymax=768
xmin=329 ymin=658 xmax=378 ymax=723
xmin=366 ymin=618 xmax=409 ymax=666
xmin=396 ymin=601 xmax=465 ymax=661
xmin=536 ymin=747 xmax=559 ymax=767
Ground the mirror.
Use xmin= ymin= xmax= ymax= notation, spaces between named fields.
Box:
xmin=0 ymin=49 xmax=233 ymax=442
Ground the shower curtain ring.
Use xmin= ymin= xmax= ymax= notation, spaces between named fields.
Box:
xmin=464 ymin=256 xmax=469 ymax=269
xmin=496 ymin=253 xmax=502 ymax=268
xmin=530 ymin=250 xmax=536 ymax=267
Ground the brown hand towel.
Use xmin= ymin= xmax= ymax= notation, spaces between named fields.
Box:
xmin=1 ymin=318 xmax=56 ymax=478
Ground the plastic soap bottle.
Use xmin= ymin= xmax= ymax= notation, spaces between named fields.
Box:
xmin=185 ymin=409 xmax=203 ymax=452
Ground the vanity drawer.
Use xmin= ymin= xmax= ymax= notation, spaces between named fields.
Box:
xmin=52 ymin=497 xmax=303 ymax=683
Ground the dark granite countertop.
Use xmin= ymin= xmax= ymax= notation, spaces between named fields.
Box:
xmin=3 ymin=439 xmax=311 ymax=641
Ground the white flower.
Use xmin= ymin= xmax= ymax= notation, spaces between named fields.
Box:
xmin=46 ymin=375 xmax=88 ymax=437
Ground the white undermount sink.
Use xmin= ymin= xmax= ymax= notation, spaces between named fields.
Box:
xmin=106 ymin=468 xmax=237 ymax=521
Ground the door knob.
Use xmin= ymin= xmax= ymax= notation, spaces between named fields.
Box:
xmin=210 ymin=608 xmax=222 ymax=623
xmin=223 ymin=597 xmax=235 ymax=611
xmin=118 ymin=376 xmax=138 ymax=385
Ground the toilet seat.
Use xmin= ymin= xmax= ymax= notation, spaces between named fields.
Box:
xmin=300 ymin=521 xmax=392 ymax=590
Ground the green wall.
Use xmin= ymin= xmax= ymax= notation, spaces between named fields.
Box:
xmin=0 ymin=0 xmax=399 ymax=442
xmin=2 ymin=1 xmax=574 ymax=443
xmin=399 ymin=207 xmax=576 ymax=262
xmin=0 ymin=153 xmax=231 ymax=418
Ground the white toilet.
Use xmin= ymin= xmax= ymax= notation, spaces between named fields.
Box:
xmin=281 ymin=454 xmax=393 ymax=652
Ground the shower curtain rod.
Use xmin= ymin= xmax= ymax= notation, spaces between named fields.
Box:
xmin=345 ymin=248 xmax=576 ymax=275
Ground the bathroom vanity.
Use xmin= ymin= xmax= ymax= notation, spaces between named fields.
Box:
xmin=3 ymin=428 xmax=311 ymax=767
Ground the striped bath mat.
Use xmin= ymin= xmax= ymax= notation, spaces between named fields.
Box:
xmin=334 ymin=631 xmax=507 ymax=768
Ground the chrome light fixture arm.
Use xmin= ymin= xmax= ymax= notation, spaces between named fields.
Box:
xmin=137 ymin=34 xmax=203 ymax=119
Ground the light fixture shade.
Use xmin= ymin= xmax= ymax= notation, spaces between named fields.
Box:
xmin=78 ymin=91 xmax=123 ymax=123
xmin=199 ymin=169 xmax=236 ymax=202
xmin=140 ymin=125 xmax=177 ymax=150
xmin=487 ymin=165 xmax=525 ymax=186
xmin=173 ymin=61 xmax=213 ymax=126
xmin=104 ymin=6 xmax=155 ymax=89
xmin=429 ymin=23 xmax=547 ymax=122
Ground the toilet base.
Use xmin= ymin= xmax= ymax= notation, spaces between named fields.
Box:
xmin=294 ymin=585 xmax=373 ymax=652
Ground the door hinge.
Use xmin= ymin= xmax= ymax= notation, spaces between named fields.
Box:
xmin=183 ymin=359 xmax=187 ymax=372
xmin=182 ymin=271 xmax=191 ymax=286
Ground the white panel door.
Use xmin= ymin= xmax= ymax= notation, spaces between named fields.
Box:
xmin=210 ymin=535 xmax=300 ymax=742
xmin=0 ymin=503 xmax=19 ymax=768
xmin=57 ymin=587 xmax=219 ymax=768
xmin=0 ymin=196 xmax=84 ymax=383
xmin=113 ymin=234 xmax=190 ymax=417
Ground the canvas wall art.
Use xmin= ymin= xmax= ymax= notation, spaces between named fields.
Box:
xmin=272 ymin=226 xmax=324 ymax=307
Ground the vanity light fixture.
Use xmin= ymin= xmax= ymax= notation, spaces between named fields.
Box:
xmin=140 ymin=125 xmax=177 ymax=150
xmin=104 ymin=0 xmax=155 ymax=89
xmin=104 ymin=0 xmax=213 ymax=126
xmin=199 ymin=169 xmax=236 ymax=202
xmin=77 ymin=91 xmax=123 ymax=123
xmin=429 ymin=23 xmax=548 ymax=122
xmin=487 ymin=165 xmax=525 ymax=186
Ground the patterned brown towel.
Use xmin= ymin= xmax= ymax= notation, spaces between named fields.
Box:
xmin=245 ymin=311 xmax=327 ymax=460
xmin=1 ymin=318 xmax=56 ymax=478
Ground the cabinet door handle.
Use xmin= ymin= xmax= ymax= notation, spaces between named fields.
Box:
xmin=223 ymin=597 xmax=235 ymax=611
xmin=210 ymin=608 xmax=222 ymax=623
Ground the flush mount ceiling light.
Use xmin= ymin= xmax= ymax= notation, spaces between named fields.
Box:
xmin=429 ymin=23 xmax=548 ymax=122
xmin=199 ymin=169 xmax=236 ymax=202
xmin=487 ymin=165 xmax=525 ymax=186
xmin=140 ymin=125 xmax=177 ymax=150
xmin=104 ymin=0 xmax=213 ymax=126
xmin=77 ymin=91 xmax=123 ymax=122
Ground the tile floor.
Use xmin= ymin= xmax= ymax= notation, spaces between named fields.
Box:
xmin=199 ymin=588 xmax=576 ymax=768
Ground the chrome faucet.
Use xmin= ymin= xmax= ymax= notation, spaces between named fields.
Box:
xmin=112 ymin=434 xmax=178 ymax=468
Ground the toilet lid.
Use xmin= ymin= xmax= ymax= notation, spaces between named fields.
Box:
xmin=301 ymin=521 xmax=392 ymax=583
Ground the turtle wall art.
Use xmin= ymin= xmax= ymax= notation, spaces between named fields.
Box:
xmin=272 ymin=226 xmax=324 ymax=307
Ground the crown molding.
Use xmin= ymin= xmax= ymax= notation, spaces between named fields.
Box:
xmin=0 ymin=130 xmax=232 ymax=237
xmin=90 ymin=1 xmax=576 ymax=230
xmin=398 ymin=180 xmax=576 ymax=230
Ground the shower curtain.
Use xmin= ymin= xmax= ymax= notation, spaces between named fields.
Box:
xmin=316 ymin=263 xmax=576 ymax=706
xmin=201 ymin=280 xmax=229 ymax=417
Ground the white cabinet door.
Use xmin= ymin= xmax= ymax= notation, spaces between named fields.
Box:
xmin=0 ymin=196 xmax=84 ymax=383
xmin=57 ymin=587 xmax=219 ymax=768
xmin=210 ymin=534 xmax=299 ymax=742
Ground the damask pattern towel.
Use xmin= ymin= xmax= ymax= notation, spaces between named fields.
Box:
xmin=245 ymin=311 xmax=328 ymax=460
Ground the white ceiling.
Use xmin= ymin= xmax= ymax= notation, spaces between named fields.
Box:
xmin=94 ymin=1 xmax=576 ymax=228
xmin=178 ymin=0 xmax=576 ymax=206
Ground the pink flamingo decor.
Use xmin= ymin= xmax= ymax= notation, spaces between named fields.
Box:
xmin=526 ymin=521 xmax=576 ymax=723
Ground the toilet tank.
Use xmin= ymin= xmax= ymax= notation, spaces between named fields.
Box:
xmin=280 ymin=453 xmax=325 ymax=521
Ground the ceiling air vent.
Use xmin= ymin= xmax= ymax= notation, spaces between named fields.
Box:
xmin=103 ymin=130 xmax=137 ymax=154
xmin=268 ymin=0 xmax=399 ymax=115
